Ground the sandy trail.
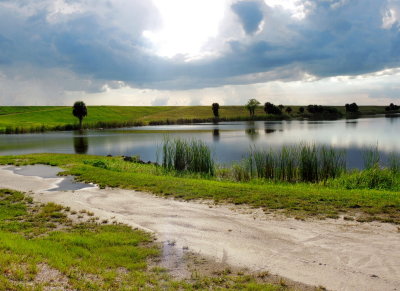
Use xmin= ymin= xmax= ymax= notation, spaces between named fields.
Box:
xmin=0 ymin=166 xmax=399 ymax=291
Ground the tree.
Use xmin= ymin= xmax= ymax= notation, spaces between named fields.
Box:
xmin=345 ymin=103 xmax=359 ymax=113
xmin=212 ymin=103 xmax=220 ymax=118
xmin=385 ymin=103 xmax=399 ymax=111
xmin=299 ymin=107 xmax=305 ymax=113
xmin=72 ymin=101 xmax=87 ymax=129
xmin=264 ymin=102 xmax=281 ymax=115
xmin=285 ymin=107 xmax=292 ymax=114
xmin=245 ymin=99 xmax=260 ymax=118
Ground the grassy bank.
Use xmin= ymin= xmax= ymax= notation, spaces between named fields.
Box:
xmin=0 ymin=188 xmax=303 ymax=290
xmin=0 ymin=105 xmax=393 ymax=133
xmin=1 ymin=153 xmax=399 ymax=224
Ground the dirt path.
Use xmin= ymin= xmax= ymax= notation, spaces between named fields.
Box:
xmin=0 ymin=166 xmax=399 ymax=291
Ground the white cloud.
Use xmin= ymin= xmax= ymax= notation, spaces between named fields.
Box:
xmin=143 ymin=0 xmax=227 ymax=59
xmin=382 ymin=5 xmax=400 ymax=29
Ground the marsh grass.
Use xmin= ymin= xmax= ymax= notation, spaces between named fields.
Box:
xmin=363 ymin=144 xmax=380 ymax=169
xmin=231 ymin=144 xmax=346 ymax=183
xmin=161 ymin=137 xmax=215 ymax=175
xmin=327 ymin=149 xmax=400 ymax=191
xmin=388 ymin=152 xmax=400 ymax=174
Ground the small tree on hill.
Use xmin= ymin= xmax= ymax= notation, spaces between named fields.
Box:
xmin=299 ymin=107 xmax=305 ymax=113
xmin=72 ymin=101 xmax=87 ymax=129
xmin=245 ymin=99 xmax=260 ymax=118
xmin=285 ymin=107 xmax=292 ymax=114
xmin=212 ymin=103 xmax=220 ymax=118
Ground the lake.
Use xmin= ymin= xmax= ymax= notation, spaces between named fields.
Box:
xmin=0 ymin=115 xmax=399 ymax=168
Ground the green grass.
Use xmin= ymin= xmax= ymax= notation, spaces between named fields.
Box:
xmin=1 ymin=153 xmax=399 ymax=224
xmin=0 ymin=188 xmax=296 ymax=291
xmin=0 ymin=105 xmax=392 ymax=133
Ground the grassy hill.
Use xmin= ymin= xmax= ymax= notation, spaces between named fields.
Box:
xmin=0 ymin=105 xmax=391 ymax=133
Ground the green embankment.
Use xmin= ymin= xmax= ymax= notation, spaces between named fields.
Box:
xmin=0 ymin=105 xmax=392 ymax=133
xmin=0 ymin=188 xmax=293 ymax=290
xmin=1 ymin=153 xmax=399 ymax=224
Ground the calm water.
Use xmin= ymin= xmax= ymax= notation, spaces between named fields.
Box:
xmin=0 ymin=115 xmax=399 ymax=168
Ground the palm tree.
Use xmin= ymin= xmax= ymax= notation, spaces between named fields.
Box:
xmin=72 ymin=101 xmax=87 ymax=129
xmin=245 ymin=99 xmax=260 ymax=118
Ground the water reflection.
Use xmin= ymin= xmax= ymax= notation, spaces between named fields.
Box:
xmin=385 ymin=113 xmax=400 ymax=124
xmin=245 ymin=121 xmax=259 ymax=140
xmin=264 ymin=123 xmax=276 ymax=134
xmin=345 ymin=120 xmax=358 ymax=128
xmin=0 ymin=117 xmax=399 ymax=169
xmin=265 ymin=129 xmax=276 ymax=134
xmin=212 ymin=129 xmax=220 ymax=141
xmin=73 ymin=133 xmax=89 ymax=154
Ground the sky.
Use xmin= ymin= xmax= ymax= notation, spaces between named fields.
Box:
xmin=0 ymin=0 xmax=400 ymax=106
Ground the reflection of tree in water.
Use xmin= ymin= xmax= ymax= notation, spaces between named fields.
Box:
xmin=245 ymin=121 xmax=259 ymax=140
xmin=74 ymin=136 xmax=89 ymax=154
xmin=385 ymin=114 xmax=400 ymax=124
xmin=245 ymin=128 xmax=259 ymax=140
xmin=264 ymin=128 xmax=276 ymax=134
xmin=345 ymin=120 xmax=358 ymax=128
xmin=212 ymin=129 xmax=220 ymax=141
xmin=264 ymin=123 xmax=276 ymax=134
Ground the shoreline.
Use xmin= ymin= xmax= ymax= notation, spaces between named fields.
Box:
xmin=0 ymin=105 xmax=398 ymax=134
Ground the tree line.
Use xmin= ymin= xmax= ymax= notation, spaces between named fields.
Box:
xmin=211 ymin=100 xmax=400 ymax=119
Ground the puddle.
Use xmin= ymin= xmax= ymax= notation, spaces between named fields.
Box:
xmin=5 ymin=165 xmax=95 ymax=191
xmin=159 ymin=240 xmax=191 ymax=279
xmin=11 ymin=164 xmax=61 ymax=178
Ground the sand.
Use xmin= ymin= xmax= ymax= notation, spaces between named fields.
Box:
xmin=0 ymin=166 xmax=399 ymax=291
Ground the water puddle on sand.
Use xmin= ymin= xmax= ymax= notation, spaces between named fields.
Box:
xmin=159 ymin=240 xmax=191 ymax=279
xmin=5 ymin=165 xmax=95 ymax=191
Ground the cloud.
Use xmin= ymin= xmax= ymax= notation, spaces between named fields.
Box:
xmin=0 ymin=0 xmax=400 ymax=104
xmin=231 ymin=1 xmax=264 ymax=35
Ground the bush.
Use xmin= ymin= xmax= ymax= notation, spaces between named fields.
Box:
xmin=84 ymin=160 xmax=108 ymax=169
xmin=345 ymin=103 xmax=359 ymax=113
xmin=264 ymin=102 xmax=282 ymax=115
xmin=385 ymin=103 xmax=399 ymax=111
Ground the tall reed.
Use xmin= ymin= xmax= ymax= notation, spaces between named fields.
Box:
xmin=363 ymin=144 xmax=380 ymax=169
xmin=319 ymin=146 xmax=346 ymax=180
xmin=244 ymin=144 xmax=346 ymax=183
xmin=298 ymin=143 xmax=318 ymax=182
xmin=388 ymin=152 xmax=400 ymax=174
xmin=161 ymin=137 xmax=214 ymax=175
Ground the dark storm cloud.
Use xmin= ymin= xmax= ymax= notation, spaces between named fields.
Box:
xmin=0 ymin=0 xmax=400 ymax=96
xmin=231 ymin=0 xmax=264 ymax=34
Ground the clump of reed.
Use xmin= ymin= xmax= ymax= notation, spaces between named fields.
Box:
xmin=362 ymin=144 xmax=380 ymax=170
xmin=161 ymin=137 xmax=214 ymax=175
xmin=326 ymin=146 xmax=400 ymax=190
xmin=388 ymin=152 xmax=400 ymax=174
xmin=230 ymin=143 xmax=346 ymax=183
